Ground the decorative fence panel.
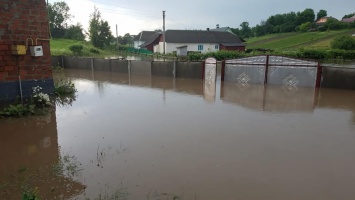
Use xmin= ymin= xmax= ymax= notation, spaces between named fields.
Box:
xmin=222 ymin=55 xmax=321 ymax=87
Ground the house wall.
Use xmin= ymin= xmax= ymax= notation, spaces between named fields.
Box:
xmin=157 ymin=42 xmax=220 ymax=54
xmin=0 ymin=0 xmax=54 ymax=101
xmin=134 ymin=41 xmax=145 ymax=49
xmin=220 ymin=45 xmax=245 ymax=51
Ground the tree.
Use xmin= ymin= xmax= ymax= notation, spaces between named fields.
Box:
xmin=342 ymin=12 xmax=355 ymax=19
xmin=122 ymin=33 xmax=133 ymax=45
xmin=48 ymin=1 xmax=72 ymax=38
xmin=239 ymin=22 xmax=253 ymax=38
xmin=299 ymin=22 xmax=312 ymax=32
xmin=88 ymin=7 xmax=113 ymax=49
xmin=316 ymin=9 xmax=327 ymax=21
xmin=64 ymin=23 xmax=85 ymax=41
xmin=297 ymin=8 xmax=315 ymax=24
xmin=331 ymin=35 xmax=355 ymax=50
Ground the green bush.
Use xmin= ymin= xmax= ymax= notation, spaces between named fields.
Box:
xmin=328 ymin=49 xmax=355 ymax=59
xmin=0 ymin=104 xmax=35 ymax=117
xmin=187 ymin=50 xmax=245 ymax=61
xmin=89 ymin=48 xmax=100 ymax=54
xmin=188 ymin=52 xmax=202 ymax=61
xmin=69 ymin=44 xmax=84 ymax=56
xmin=330 ymin=35 xmax=355 ymax=50
xmin=55 ymin=79 xmax=76 ymax=95
xmin=298 ymin=49 xmax=327 ymax=59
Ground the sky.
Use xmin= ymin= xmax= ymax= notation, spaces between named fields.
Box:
xmin=47 ymin=0 xmax=355 ymax=36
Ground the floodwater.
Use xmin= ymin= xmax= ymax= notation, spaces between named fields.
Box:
xmin=1 ymin=69 xmax=355 ymax=200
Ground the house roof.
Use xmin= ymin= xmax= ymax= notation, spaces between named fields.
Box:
xmin=133 ymin=31 xmax=156 ymax=41
xmin=139 ymin=32 xmax=161 ymax=47
xmin=140 ymin=30 xmax=245 ymax=48
xmin=165 ymin=30 xmax=244 ymax=44
xmin=210 ymin=27 xmax=230 ymax=32
xmin=316 ymin=16 xmax=338 ymax=24
xmin=342 ymin=16 xmax=355 ymax=23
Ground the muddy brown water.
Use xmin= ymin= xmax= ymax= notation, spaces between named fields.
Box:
xmin=1 ymin=69 xmax=355 ymax=200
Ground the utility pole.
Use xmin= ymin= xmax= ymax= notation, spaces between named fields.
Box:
xmin=116 ymin=24 xmax=119 ymax=55
xmin=163 ymin=10 xmax=166 ymax=55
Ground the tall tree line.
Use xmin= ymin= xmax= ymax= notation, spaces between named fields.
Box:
xmin=47 ymin=1 xmax=133 ymax=49
xmin=232 ymin=9 xmax=355 ymax=39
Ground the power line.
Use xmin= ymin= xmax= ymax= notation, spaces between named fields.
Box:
xmin=88 ymin=0 xmax=161 ymax=14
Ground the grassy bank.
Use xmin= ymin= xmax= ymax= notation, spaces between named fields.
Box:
xmin=50 ymin=38 xmax=117 ymax=57
xmin=246 ymin=29 xmax=355 ymax=50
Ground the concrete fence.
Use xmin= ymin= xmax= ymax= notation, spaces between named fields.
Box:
xmin=51 ymin=56 xmax=355 ymax=90
xmin=51 ymin=56 xmax=203 ymax=79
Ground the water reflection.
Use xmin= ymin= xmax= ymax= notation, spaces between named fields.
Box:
xmin=1 ymin=69 xmax=355 ymax=200
xmin=0 ymin=111 xmax=84 ymax=199
xmin=221 ymin=82 xmax=318 ymax=112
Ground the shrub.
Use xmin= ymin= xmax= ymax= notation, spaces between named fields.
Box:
xmin=89 ymin=48 xmax=100 ymax=54
xmin=298 ymin=49 xmax=327 ymax=59
xmin=69 ymin=44 xmax=84 ymax=56
xmin=330 ymin=35 xmax=355 ymax=50
xmin=328 ymin=49 xmax=355 ymax=60
xmin=55 ymin=79 xmax=76 ymax=95
xmin=32 ymin=86 xmax=52 ymax=108
xmin=0 ymin=104 xmax=35 ymax=117
xmin=188 ymin=50 xmax=246 ymax=61
xmin=53 ymin=66 xmax=77 ymax=95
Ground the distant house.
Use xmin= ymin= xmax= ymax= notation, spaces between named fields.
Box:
xmin=210 ymin=26 xmax=234 ymax=34
xmin=140 ymin=30 xmax=246 ymax=56
xmin=316 ymin=16 xmax=339 ymax=25
xmin=342 ymin=15 xmax=355 ymax=23
xmin=133 ymin=31 xmax=157 ymax=49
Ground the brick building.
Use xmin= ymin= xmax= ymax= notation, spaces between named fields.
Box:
xmin=0 ymin=0 xmax=54 ymax=101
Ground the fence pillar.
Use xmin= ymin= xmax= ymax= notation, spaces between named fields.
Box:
xmin=316 ymin=64 xmax=322 ymax=88
xmin=221 ymin=60 xmax=225 ymax=81
xmin=203 ymin=57 xmax=217 ymax=102
xmin=61 ymin=56 xmax=64 ymax=68
xmin=264 ymin=55 xmax=270 ymax=85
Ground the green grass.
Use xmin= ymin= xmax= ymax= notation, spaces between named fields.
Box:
xmin=50 ymin=38 xmax=116 ymax=57
xmin=246 ymin=29 xmax=355 ymax=51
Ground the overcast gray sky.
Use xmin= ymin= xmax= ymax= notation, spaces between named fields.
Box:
xmin=48 ymin=0 xmax=355 ymax=36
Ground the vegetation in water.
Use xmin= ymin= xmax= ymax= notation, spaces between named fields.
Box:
xmin=0 ymin=104 xmax=35 ymax=117
xmin=0 ymin=67 xmax=77 ymax=118
xmin=0 ymin=86 xmax=53 ymax=117
xmin=53 ymin=66 xmax=77 ymax=95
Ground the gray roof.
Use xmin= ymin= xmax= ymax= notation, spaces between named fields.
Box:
xmin=139 ymin=32 xmax=161 ymax=47
xmin=165 ymin=30 xmax=244 ymax=44
xmin=210 ymin=27 xmax=230 ymax=32
xmin=133 ymin=31 xmax=156 ymax=41
xmin=140 ymin=30 xmax=245 ymax=48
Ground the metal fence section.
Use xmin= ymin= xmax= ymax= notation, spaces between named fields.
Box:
xmin=223 ymin=56 xmax=267 ymax=84
xmin=267 ymin=56 xmax=319 ymax=87
xmin=222 ymin=55 xmax=321 ymax=87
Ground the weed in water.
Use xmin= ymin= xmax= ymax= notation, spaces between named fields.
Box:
xmin=53 ymin=153 xmax=83 ymax=179
xmin=53 ymin=66 xmax=77 ymax=95
xmin=0 ymin=104 xmax=35 ymax=117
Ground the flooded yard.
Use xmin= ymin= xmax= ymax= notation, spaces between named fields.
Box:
xmin=1 ymin=69 xmax=355 ymax=200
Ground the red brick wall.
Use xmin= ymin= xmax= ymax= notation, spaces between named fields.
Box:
xmin=0 ymin=0 xmax=52 ymax=82
xmin=220 ymin=45 xmax=246 ymax=51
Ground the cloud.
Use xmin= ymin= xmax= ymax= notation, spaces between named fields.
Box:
xmin=48 ymin=0 xmax=355 ymax=36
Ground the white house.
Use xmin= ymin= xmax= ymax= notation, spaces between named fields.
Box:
xmin=140 ymin=30 xmax=245 ymax=56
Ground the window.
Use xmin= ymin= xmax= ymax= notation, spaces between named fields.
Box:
xmin=198 ymin=44 xmax=203 ymax=51
xmin=215 ymin=45 xmax=219 ymax=50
